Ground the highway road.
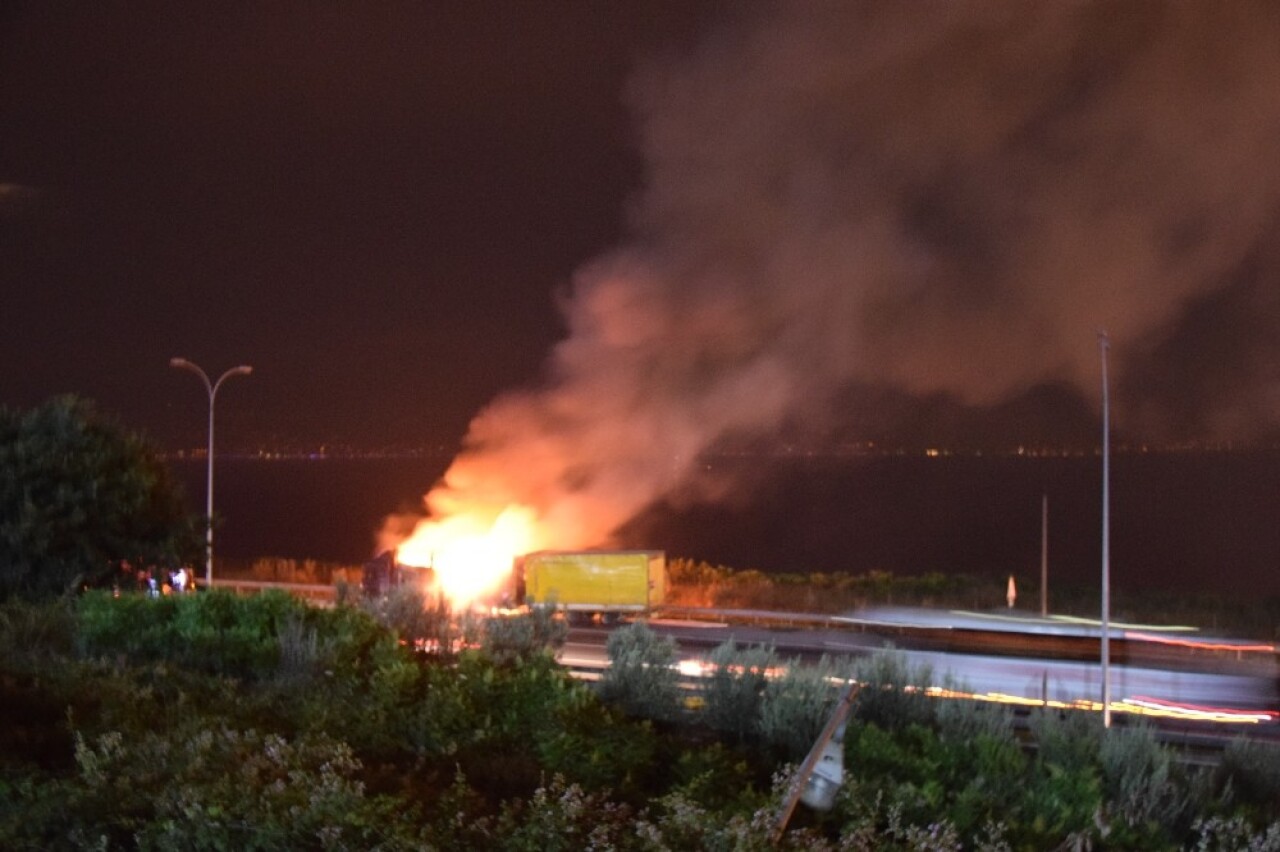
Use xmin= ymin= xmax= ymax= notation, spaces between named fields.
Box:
xmin=214 ymin=580 xmax=1278 ymax=727
xmin=559 ymin=612 xmax=1280 ymax=727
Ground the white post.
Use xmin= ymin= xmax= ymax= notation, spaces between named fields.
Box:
xmin=1097 ymin=332 xmax=1112 ymax=729
xmin=1040 ymin=492 xmax=1048 ymax=617
xmin=171 ymin=358 xmax=253 ymax=590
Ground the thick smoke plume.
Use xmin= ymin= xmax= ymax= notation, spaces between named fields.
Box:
xmin=387 ymin=1 xmax=1280 ymax=551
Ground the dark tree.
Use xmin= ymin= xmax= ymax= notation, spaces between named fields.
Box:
xmin=0 ymin=396 xmax=198 ymax=600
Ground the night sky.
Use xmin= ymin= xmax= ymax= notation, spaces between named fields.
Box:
xmin=4 ymin=2 xmax=1280 ymax=463
xmin=1 ymin=2 xmax=725 ymax=450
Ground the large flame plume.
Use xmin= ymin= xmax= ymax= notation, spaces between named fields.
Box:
xmin=394 ymin=504 xmax=541 ymax=607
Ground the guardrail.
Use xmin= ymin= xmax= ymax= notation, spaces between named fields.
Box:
xmin=653 ymin=606 xmax=1278 ymax=673
xmin=207 ymin=578 xmax=337 ymax=603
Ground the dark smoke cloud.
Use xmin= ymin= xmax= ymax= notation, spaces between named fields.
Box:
xmin=390 ymin=1 xmax=1280 ymax=550
xmin=623 ymin=1 xmax=1280 ymax=432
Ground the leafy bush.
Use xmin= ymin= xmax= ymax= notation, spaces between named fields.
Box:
xmin=1187 ymin=815 xmax=1280 ymax=851
xmin=8 ymin=593 xmax=1280 ymax=849
xmin=757 ymin=655 xmax=846 ymax=760
xmin=0 ymin=396 xmax=199 ymax=601
xmin=76 ymin=589 xmax=299 ymax=678
xmin=360 ymin=584 xmax=460 ymax=655
xmin=599 ymin=621 xmax=683 ymax=722
xmin=663 ymin=742 xmax=765 ymax=813
xmin=1219 ymin=736 xmax=1280 ymax=814
xmin=841 ymin=719 xmax=1038 ymax=847
xmin=535 ymin=694 xmax=660 ymax=797
xmin=639 ymin=777 xmax=830 ymax=851
xmin=59 ymin=725 xmax=421 ymax=849
xmin=1098 ymin=721 xmax=1203 ymax=842
xmin=933 ymin=675 xmax=1014 ymax=744
xmin=1014 ymin=710 xmax=1106 ymax=842
xmin=851 ymin=647 xmax=934 ymax=731
xmin=274 ymin=612 xmax=322 ymax=682
xmin=1029 ymin=708 xmax=1102 ymax=773
xmin=833 ymin=784 xmax=972 ymax=852
xmin=481 ymin=606 xmax=568 ymax=665
xmin=171 ymin=588 xmax=302 ymax=676
xmin=0 ymin=597 xmax=77 ymax=666
xmin=247 ymin=555 xmax=329 ymax=584
xmin=396 ymin=651 xmax=605 ymax=801
xmin=488 ymin=775 xmax=639 ymax=852
xmin=842 ymin=722 xmax=950 ymax=824
xmin=76 ymin=590 xmax=403 ymax=687
xmin=700 ymin=641 xmax=778 ymax=742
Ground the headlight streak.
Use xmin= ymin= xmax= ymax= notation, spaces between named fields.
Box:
xmin=1123 ymin=631 xmax=1278 ymax=655
xmin=663 ymin=660 xmax=1278 ymax=725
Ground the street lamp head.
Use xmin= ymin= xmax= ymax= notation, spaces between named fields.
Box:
xmin=170 ymin=357 xmax=192 ymax=369
xmin=233 ymin=365 xmax=253 ymax=376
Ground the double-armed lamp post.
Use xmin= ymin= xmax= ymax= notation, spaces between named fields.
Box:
xmin=170 ymin=358 xmax=253 ymax=589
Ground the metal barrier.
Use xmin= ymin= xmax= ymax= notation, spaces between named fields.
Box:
xmin=207 ymin=578 xmax=337 ymax=603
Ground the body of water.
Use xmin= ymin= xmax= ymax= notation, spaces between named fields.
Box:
xmin=173 ymin=450 xmax=1280 ymax=598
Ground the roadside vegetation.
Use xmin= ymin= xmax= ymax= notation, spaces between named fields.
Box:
xmin=0 ymin=397 xmax=200 ymax=601
xmin=4 ymin=395 xmax=1278 ymax=847
xmin=2 ymin=590 xmax=1279 ymax=850
xmin=222 ymin=554 xmax=1280 ymax=641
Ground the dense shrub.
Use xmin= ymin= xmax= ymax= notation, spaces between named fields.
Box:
xmin=933 ymin=676 xmax=1014 ymax=743
xmin=1187 ymin=815 xmax=1280 ymax=850
xmin=480 ymin=606 xmax=568 ymax=665
xmin=757 ymin=655 xmax=846 ymax=760
xmin=5 ymin=595 xmax=1280 ymax=848
xmin=535 ymin=694 xmax=660 ymax=797
xmin=0 ymin=397 xmax=199 ymax=602
xmin=0 ymin=597 xmax=77 ymax=666
xmin=75 ymin=589 xmax=400 ymax=685
xmin=700 ymin=641 xmax=778 ymax=742
xmin=487 ymin=775 xmax=639 ymax=852
xmin=60 ymin=725 xmax=419 ymax=849
xmin=1029 ymin=708 xmax=1103 ymax=774
xmin=1219 ymin=736 xmax=1280 ymax=814
xmin=360 ymin=583 xmax=460 ymax=655
xmin=851 ymin=647 xmax=935 ymax=731
xmin=1098 ymin=721 xmax=1207 ymax=843
xmin=77 ymin=589 xmax=298 ymax=678
xmin=599 ymin=621 xmax=684 ymax=722
xmin=662 ymin=742 xmax=767 ymax=813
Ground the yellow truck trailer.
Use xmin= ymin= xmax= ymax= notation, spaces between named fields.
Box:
xmin=518 ymin=550 xmax=666 ymax=623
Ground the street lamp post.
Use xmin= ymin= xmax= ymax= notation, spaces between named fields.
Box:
xmin=1040 ymin=492 xmax=1049 ymax=617
xmin=170 ymin=358 xmax=253 ymax=590
xmin=1097 ymin=331 xmax=1112 ymax=729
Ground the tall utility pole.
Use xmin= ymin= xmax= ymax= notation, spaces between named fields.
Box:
xmin=1098 ymin=331 xmax=1112 ymax=729
xmin=170 ymin=358 xmax=253 ymax=590
xmin=1040 ymin=492 xmax=1048 ymax=617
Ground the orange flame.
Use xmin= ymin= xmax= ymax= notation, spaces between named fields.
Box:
xmin=394 ymin=504 xmax=542 ymax=608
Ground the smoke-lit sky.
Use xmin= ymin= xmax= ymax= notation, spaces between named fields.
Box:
xmin=4 ymin=1 xmax=1280 ymax=457
xmin=1 ymin=2 xmax=720 ymax=450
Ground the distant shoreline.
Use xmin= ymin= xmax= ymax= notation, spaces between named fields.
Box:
xmin=160 ymin=443 xmax=1280 ymax=463
xmin=170 ymin=452 xmax=1280 ymax=600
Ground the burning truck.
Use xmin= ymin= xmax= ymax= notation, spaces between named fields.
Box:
xmin=361 ymin=549 xmax=404 ymax=598
xmin=518 ymin=549 xmax=666 ymax=624
xmin=366 ymin=547 xmax=667 ymax=623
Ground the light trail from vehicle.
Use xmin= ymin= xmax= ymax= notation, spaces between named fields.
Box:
xmin=1123 ymin=631 xmax=1277 ymax=654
